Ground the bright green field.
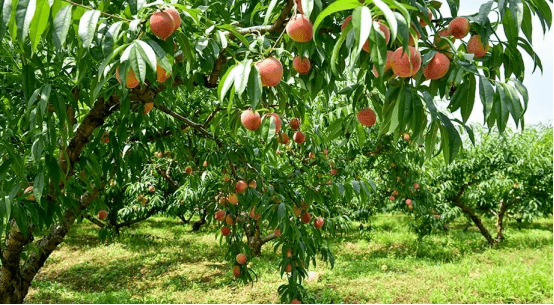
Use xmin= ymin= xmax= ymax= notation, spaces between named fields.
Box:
xmin=25 ymin=215 xmax=553 ymax=304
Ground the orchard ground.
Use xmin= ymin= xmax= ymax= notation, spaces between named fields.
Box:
xmin=26 ymin=215 xmax=553 ymax=304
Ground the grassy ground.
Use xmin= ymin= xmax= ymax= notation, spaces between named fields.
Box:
xmin=25 ymin=215 xmax=553 ymax=304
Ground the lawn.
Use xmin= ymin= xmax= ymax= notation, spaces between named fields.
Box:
xmin=25 ymin=215 xmax=553 ymax=304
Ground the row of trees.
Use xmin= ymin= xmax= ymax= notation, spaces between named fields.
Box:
xmin=0 ymin=0 xmax=552 ymax=302
xmin=362 ymin=125 xmax=553 ymax=245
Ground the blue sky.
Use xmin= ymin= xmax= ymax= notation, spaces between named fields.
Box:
xmin=439 ymin=1 xmax=553 ymax=125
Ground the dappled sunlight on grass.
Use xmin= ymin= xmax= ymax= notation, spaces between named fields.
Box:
xmin=26 ymin=215 xmax=553 ymax=304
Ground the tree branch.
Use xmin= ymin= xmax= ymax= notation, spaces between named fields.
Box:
xmin=84 ymin=214 xmax=106 ymax=228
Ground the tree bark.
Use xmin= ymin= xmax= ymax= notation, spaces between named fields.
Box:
xmin=450 ymin=183 xmax=496 ymax=246
xmin=244 ymin=222 xmax=278 ymax=256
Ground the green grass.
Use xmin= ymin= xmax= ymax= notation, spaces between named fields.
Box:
xmin=25 ymin=215 xmax=553 ymax=304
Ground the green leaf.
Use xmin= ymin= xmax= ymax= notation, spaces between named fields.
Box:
xmin=247 ymin=65 xmax=262 ymax=109
xmin=508 ymin=0 xmax=523 ymax=37
xmin=218 ymin=64 xmax=238 ymax=102
xmin=313 ymin=0 xmax=360 ymax=39
xmin=460 ymin=74 xmax=476 ymax=123
xmin=218 ymin=24 xmax=249 ymax=47
xmin=78 ymin=9 xmax=101 ymax=48
xmin=372 ymin=0 xmax=397 ymax=43
xmin=352 ymin=5 xmax=371 ymax=57
xmin=476 ymin=1 xmax=494 ymax=25
xmin=264 ymin=0 xmax=278 ymax=25
xmin=331 ymin=29 xmax=347 ymax=76
xmin=495 ymin=86 xmax=509 ymax=133
xmin=234 ymin=59 xmax=252 ymax=96
xmin=478 ymin=76 xmax=494 ymax=122
xmin=52 ymin=4 xmax=71 ymax=49
xmin=0 ymin=0 xmax=13 ymax=40
xmin=521 ymin=3 xmax=532 ymax=43
xmin=510 ymin=78 xmax=528 ymax=114
xmin=15 ymin=0 xmax=36 ymax=43
xmin=128 ymin=0 xmax=145 ymax=15
xmin=134 ymin=40 xmax=157 ymax=73
xmin=28 ymin=0 xmax=49 ymax=53
xmin=102 ymin=20 xmax=123 ymax=55
xmin=301 ymin=0 xmax=314 ymax=19
xmin=438 ymin=112 xmax=462 ymax=163
xmin=33 ymin=170 xmax=44 ymax=204
xmin=502 ymin=9 xmax=518 ymax=47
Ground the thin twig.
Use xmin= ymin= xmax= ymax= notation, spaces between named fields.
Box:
xmin=62 ymin=0 xmax=133 ymax=22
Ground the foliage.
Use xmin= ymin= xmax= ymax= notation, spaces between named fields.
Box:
xmin=0 ymin=0 xmax=552 ymax=302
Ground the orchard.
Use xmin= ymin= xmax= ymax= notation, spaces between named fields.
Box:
xmin=0 ymin=0 xmax=552 ymax=303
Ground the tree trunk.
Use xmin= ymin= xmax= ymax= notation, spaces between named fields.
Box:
xmin=192 ymin=209 xmax=206 ymax=231
xmin=0 ymin=223 xmax=34 ymax=303
xmin=495 ymin=197 xmax=513 ymax=243
xmin=244 ymin=222 xmax=277 ymax=256
xmin=450 ymin=183 xmax=496 ymax=246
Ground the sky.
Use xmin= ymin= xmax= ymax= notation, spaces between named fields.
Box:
xmin=439 ymin=1 xmax=553 ymax=126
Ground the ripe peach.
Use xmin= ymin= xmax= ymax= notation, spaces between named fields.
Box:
xmin=467 ymin=35 xmax=489 ymax=58
xmin=97 ymin=210 xmax=108 ymax=220
xmin=323 ymin=149 xmax=328 ymax=155
xmin=364 ymin=22 xmax=391 ymax=53
xmin=389 ymin=196 xmax=395 ymax=201
xmin=203 ymin=160 xmax=208 ymax=167
xmin=277 ymin=133 xmax=290 ymax=145
xmin=250 ymin=206 xmax=261 ymax=220
xmin=391 ymin=46 xmax=421 ymax=77
xmin=293 ymin=131 xmax=305 ymax=144
xmin=233 ymin=265 xmax=241 ymax=277
xmin=434 ymin=28 xmax=454 ymax=50
xmin=143 ymin=102 xmax=154 ymax=114
xmin=301 ymin=211 xmax=311 ymax=224
xmin=423 ymin=52 xmax=450 ymax=80
xmin=413 ymin=182 xmax=420 ymax=189
xmin=289 ymin=117 xmax=300 ymax=130
xmin=268 ymin=113 xmax=282 ymax=132
xmin=185 ymin=166 xmax=193 ymax=174
xmin=249 ymin=180 xmax=257 ymax=189
xmin=148 ymin=185 xmax=155 ymax=192
xmin=393 ymin=190 xmax=399 ymax=196
xmin=408 ymin=204 xmax=414 ymax=210
xmin=227 ymin=193 xmax=239 ymax=205
xmin=150 ymin=11 xmax=175 ymax=40
xmin=156 ymin=64 xmax=171 ymax=83
xmin=308 ymin=152 xmax=315 ymax=159
xmin=225 ymin=214 xmax=235 ymax=226
xmin=115 ymin=66 xmax=139 ymax=88
xmin=256 ymin=57 xmax=283 ymax=87
xmin=286 ymin=14 xmax=313 ymax=42
xmin=274 ymin=228 xmax=281 ymax=236
xmin=293 ymin=56 xmax=312 ymax=75
xmin=286 ymin=249 xmax=293 ymax=258
xmin=221 ymin=226 xmax=231 ymax=236
xmin=293 ymin=206 xmax=302 ymax=218
xmin=285 ymin=263 xmax=293 ymax=273
xmin=434 ymin=214 xmax=440 ymax=219
xmin=405 ymin=199 xmax=412 ymax=205
xmin=357 ymin=108 xmax=377 ymax=127
xmin=241 ymin=109 xmax=261 ymax=131
xmin=314 ymin=216 xmax=324 ymax=229
xmin=372 ymin=50 xmax=393 ymax=77
xmin=163 ymin=7 xmax=181 ymax=31
xmin=291 ymin=299 xmax=301 ymax=304
xmin=215 ymin=210 xmax=226 ymax=221
xmin=403 ymin=133 xmax=411 ymax=141
xmin=236 ymin=180 xmax=248 ymax=194
xmin=236 ymin=253 xmax=247 ymax=265
xmin=330 ymin=168 xmax=337 ymax=175
xmin=447 ymin=17 xmax=470 ymax=39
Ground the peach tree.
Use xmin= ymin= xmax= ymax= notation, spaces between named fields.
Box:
xmin=0 ymin=0 xmax=552 ymax=302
